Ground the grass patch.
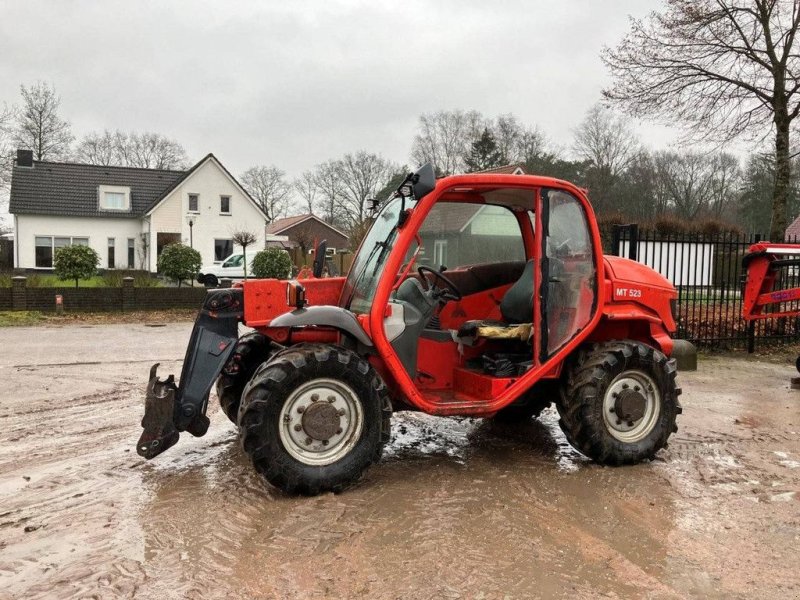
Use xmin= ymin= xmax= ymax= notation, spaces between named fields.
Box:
xmin=0 ymin=309 xmax=197 ymax=327
xmin=0 ymin=311 xmax=45 ymax=327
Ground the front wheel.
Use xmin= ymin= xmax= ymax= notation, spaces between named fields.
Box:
xmin=557 ymin=341 xmax=682 ymax=465
xmin=238 ymin=344 xmax=392 ymax=495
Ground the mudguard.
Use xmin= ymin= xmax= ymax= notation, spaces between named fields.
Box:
xmin=137 ymin=288 xmax=242 ymax=459
xmin=270 ymin=305 xmax=373 ymax=347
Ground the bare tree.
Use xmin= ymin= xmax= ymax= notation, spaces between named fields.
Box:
xmin=410 ymin=109 xmax=485 ymax=175
xmin=294 ymin=170 xmax=319 ymax=214
xmin=653 ymin=152 xmax=712 ymax=220
xmin=240 ymin=165 xmax=292 ymax=224
xmin=707 ymin=153 xmax=742 ymax=218
xmin=335 ymin=151 xmax=397 ymax=226
xmin=493 ymin=113 xmax=523 ymax=164
xmin=231 ymin=230 xmax=258 ymax=278
xmin=602 ymin=0 xmax=800 ymax=240
xmin=121 ymin=132 xmax=188 ymax=169
xmin=14 ymin=82 xmax=73 ymax=161
xmin=492 ymin=113 xmax=549 ymax=166
xmin=651 ymin=151 xmax=740 ymax=220
xmin=0 ymin=103 xmax=17 ymax=191
xmin=74 ymin=130 xmax=120 ymax=166
xmin=75 ymin=129 xmax=188 ymax=169
xmin=514 ymin=125 xmax=550 ymax=166
xmin=573 ymin=104 xmax=639 ymax=177
xmin=313 ymin=161 xmax=346 ymax=226
xmin=572 ymin=104 xmax=639 ymax=213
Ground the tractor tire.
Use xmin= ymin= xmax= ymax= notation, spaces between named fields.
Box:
xmin=557 ymin=341 xmax=682 ymax=465
xmin=493 ymin=380 xmax=558 ymax=422
xmin=216 ymin=332 xmax=274 ymax=423
xmin=238 ymin=344 xmax=392 ymax=495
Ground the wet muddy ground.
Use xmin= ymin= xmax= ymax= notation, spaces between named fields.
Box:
xmin=0 ymin=323 xmax=798 ymax=599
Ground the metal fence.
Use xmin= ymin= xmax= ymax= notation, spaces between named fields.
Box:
xmin=610 ymin=225 xmax=800 ymax=350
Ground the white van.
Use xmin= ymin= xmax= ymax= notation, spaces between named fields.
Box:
xmin=197 ymin=253 xmax=253 ymax=287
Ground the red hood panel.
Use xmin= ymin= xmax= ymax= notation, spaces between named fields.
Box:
xmin=604 ymin=256 xmax=674 ymax=291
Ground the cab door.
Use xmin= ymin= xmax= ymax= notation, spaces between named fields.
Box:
xmin=539 ymin=188 xmax=599 ymax=361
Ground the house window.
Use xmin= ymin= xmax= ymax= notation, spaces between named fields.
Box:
xmin=98 ymin=185 xmax=131 ymax=211
xmin=215 ymin=239 xmax=233 ymax=262
xmin=128 ymin=238 xmax=135 ymax=268
xmin=35 ymin=237 xmax=53 ymax=268
xmin=104 ymin=192 xmax=125 ymax=209
xmin=220 ymin=195 xmax=231 ymax=214
xmin=34 ymin=236 xmax=89 ymax=268
xmin=108 ymin=238 xmax=115 ymax=269
xmin=188 ymin=194 xmax=199 ymax=212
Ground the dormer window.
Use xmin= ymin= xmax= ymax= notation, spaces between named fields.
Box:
xmin=98 ymin=185 xmax=131 ymax=211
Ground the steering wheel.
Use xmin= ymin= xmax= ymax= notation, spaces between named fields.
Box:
xmin=417 ymin=266 xmax=463 ymax=302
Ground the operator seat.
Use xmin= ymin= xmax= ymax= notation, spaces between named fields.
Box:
xmin=457 ymin=260 xmax=534 ymax=342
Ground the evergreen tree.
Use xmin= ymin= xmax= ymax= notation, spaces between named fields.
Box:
xmin=464 ymin=128 xmax=506 ymax=172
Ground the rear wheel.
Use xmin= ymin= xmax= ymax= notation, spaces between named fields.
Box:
xmin=216 ymin=332 xmax=274 ymax=423
xmin=557 ymin=341 xmax=681 ymax=465
xmin=204 ymin=274 xmax=219 ymax=288
xmin=238 ymin=344 xmax=392 ymax=495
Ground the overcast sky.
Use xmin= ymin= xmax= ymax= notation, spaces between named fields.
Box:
xmin=1 ymin=0 xmax=681 ymax=179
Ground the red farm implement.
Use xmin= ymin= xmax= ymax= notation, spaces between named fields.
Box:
xmin=743 ymin=242 xmax=800 ymax=380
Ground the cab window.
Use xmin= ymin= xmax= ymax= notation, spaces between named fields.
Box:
xmin=415 ymin=203 xmax=525 ymax=269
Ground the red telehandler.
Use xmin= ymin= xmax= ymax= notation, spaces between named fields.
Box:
xmin=138 ymin=165 xmax=686 ymax=495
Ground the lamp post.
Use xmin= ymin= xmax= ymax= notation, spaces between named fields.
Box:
xmin=188 ymin=218 xmax=194 ymax=248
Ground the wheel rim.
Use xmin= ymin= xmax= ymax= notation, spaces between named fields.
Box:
xmin=602 ymin=370 xmax=661 ymax=443
xmin=278 ymin=378 xmax=364 ymax=466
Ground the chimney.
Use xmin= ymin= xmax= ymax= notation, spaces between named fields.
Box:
xmin=16 ymin=149 xmax=33 ymax=168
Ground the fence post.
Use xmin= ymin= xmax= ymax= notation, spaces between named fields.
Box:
xmin=611 ymin=225 xmax=622 ymax=256
xmin=122 ymin=277 xmax=135 ymax=312
xmin=627 ymin=224 xmax=639 ymax=261
xmin=11 ymin=276 xmax=27 ymax=311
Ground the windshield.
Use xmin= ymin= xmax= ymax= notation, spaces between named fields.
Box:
xmin=343 ymin=196 xmax=413 ymax=314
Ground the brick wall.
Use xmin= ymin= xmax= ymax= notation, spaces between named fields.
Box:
xmin=26 ymin=288 xmax=123 ymax=312
xmin=3 ymin=277 xmax=209 ymax=312
xmin=132 ymin=287 xmax=207 ymax=310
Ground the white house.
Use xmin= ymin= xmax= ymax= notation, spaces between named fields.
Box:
xmin=9 ymin=150 xmax=284 ymax=272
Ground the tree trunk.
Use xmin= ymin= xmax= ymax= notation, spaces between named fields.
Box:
xmin=770 ymin=107 xmax=791 ymax=241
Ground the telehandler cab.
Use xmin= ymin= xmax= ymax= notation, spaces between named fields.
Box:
xmin=138 ymin=165 xmax=683 ymax=495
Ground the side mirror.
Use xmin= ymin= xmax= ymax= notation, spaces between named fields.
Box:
xmin=412 ymin=164 xmax=436 ymax=200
